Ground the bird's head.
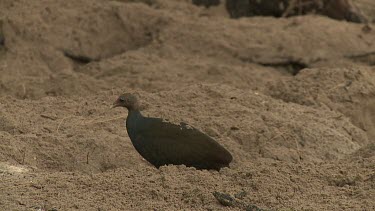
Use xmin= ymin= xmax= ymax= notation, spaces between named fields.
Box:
xmin=112 ymin=93 xmax=139 ymax=110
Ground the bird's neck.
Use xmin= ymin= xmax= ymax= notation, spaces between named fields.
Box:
xmin=127 ymin=108 xmax=142 ymax=117
xmin=127 ymin=108 xmax=143 ymax=120
xmin=126 ymin=109 xmax=143 ymax=132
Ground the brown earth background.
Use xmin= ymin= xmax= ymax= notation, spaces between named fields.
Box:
xmin=0 ymin=0 xmax=374 ymax=210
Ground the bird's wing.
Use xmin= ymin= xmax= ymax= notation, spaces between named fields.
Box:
xmin=134 ymin=118 xmax=232 ymax=169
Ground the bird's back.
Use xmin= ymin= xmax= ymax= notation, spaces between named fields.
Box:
xmin=126 ymin=111 xmax=232 ymax=170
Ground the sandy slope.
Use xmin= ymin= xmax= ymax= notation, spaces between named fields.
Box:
xmin=0 ymin=0 xmax=374 ymax=210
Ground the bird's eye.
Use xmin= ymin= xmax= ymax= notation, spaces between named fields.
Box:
xmin=119 ymin=97 xmax=125 ymax=102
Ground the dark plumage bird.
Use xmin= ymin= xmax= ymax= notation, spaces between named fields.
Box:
xmin=112 ymin=93 xmax=233 ymax=171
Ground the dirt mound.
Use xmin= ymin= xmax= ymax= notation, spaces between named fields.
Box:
xmin=353 ymin=0 xmax=375 ymax=21
xmin=0 ymin=0 xmax=168 ymax=98
xmin=0 ymin=84 xmax=369 ymax=174
xmin=1 ymin=0 xmax=374 ymax=99
xmin=0 ymin=0 xmax=374 ymax=210
xmin=267 ymin=66 xmax=375 ymax=141
xmin=1 ymin=156 xmax=374 ymax=210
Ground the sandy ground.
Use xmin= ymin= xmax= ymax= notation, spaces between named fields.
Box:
xmin=0 ymin=0 xmax=374 ymax=210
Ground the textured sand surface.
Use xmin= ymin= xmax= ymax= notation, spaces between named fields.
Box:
xmin=0 ymin=0 xmax=374 ymax=210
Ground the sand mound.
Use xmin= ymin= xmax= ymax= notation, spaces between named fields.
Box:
xmin=0 ymin=0 xmax=374 ymax=210
xmin=0 ymin=84 xmax=368 ymax=173
xmin=1 ymin=0 xmax=374 ymax=98
xmin=267 ymin=66 xmax=375 ymax=141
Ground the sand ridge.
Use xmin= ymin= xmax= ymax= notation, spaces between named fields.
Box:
xmin=0 ymin=0 xmax=374 ymax=210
